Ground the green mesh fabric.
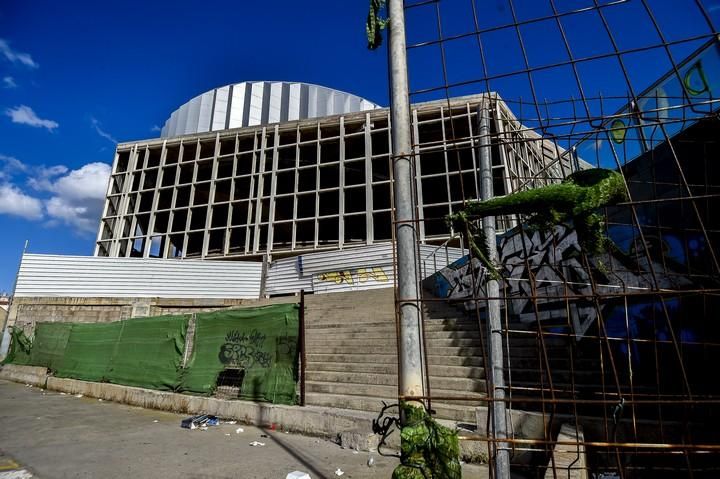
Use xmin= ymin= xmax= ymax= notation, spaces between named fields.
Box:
xmin=29 ymin=322 xmax=73 ymax=371
xmin=3 ymin=328 xmax=33 ymax=366
xmin=53 ymin=322 xmax=123 ymax=382
xmin=104 ymin=315 xmax=187 ymax=391
xmin=180 ymin=303 xmax=299 ymax=405
xmin=393 ymin=402 xmax=462 ymax=479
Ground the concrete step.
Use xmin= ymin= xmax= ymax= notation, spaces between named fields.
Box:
xmin=304 ymin=392 xmax=481 ymax=423
xmin=305 ymin=371 xmax=485 ymax=393
xmin=306 ymin=380 xmax=486 ymax=405
xmin=307 ymin=353 xmax=398 ymax=364
xmin=306 ymin=338 xmax=482 ymax=349
xmin=305 ymin=328 xmax=479 ymax=340
xmin=308 ymin=361 xmax=485 ymax=379
xmin=308 ymin=344 xmax=485 ymax=356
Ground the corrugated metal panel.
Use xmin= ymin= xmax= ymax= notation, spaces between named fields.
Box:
xmin=265 ymin=256 xmax=312 ymax=296
xmin=265 ymin=244 xmax=464 ymax=296
xmin=15 ymin=254 xmax=262 ymax=299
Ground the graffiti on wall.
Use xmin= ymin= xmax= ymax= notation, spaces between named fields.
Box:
xmin=316 ymin=267 xmax=389 ymax=286
xmin=219 ymin=329 xmax=271 ymax=369
xmin=424 ymin=223 xmax=699 ymax=340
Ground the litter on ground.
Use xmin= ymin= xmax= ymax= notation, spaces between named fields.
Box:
xmin=286 ymin=472 xmax=311 ymax=479
xmin=74 ymin=394 xmax=83 ymax=398
xmin=249 ymin=441 xmax=265 ymax=447
xmin=235 ymin=427 xmax=244 ymax=434
xmin=334 ymin=468 xmax=344 ymax=476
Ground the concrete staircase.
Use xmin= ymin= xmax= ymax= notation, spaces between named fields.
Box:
xmin=303 ymin=288 xmax=486 ymax=423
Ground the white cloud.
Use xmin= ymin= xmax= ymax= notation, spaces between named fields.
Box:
xmin=3 ymin=76 xmax=17 ymax=88
xmin=0 ymin=39 xmax=38 ymax=68
xmin=151 ymin=125 xmax=161 ymax=132
xmin=27 ymin=164 xmax=68 ymax=191
xmin=5 ymin=105 xmax=58 ymax=131
xmin=0 ymin=154 xmax=28 ymax=174
xmin=0 ymin=183 xmax=43 ymax=220
xmin=43 ymin=162 xmax=111 ymax=234
xmin=90 ymin=117 xmax=117 ymax=144
xmin=0 ymin=159 xmax=110 ymax=235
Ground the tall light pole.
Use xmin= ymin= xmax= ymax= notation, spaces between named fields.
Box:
xmin=387 ymin=0 xmax=427 ymax=416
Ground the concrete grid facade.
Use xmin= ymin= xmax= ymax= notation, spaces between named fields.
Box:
xmin=95 ymin=93 xmax=578 ymax=260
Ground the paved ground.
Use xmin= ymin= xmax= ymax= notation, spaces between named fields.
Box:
xmin=0 ymin=380 xmax=487 ymax=478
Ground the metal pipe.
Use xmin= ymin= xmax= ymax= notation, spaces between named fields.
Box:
xmin=477 ymin=102 xmax=511 ymax=478
xmin=387 ymin=0 xmax=427 ymax=417
xmin=299 ymin=289 xmax=306 ymax=407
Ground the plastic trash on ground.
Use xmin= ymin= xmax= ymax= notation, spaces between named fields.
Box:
xmin=286 ymin=472 xmax=311 ymax=479
xmin=249 ymin=441 xmax=265 ymax=447
xmin=334 ymin=469 xmax=344 ymax=476
xmin=180 ymin=414 xmax=219 ymax=429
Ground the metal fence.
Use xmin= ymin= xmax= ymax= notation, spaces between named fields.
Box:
xmin=391 ymin=1 xmax=720 ymax=477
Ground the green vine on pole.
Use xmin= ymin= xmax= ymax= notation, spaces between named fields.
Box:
xmin=447 ymin=168 xmax=628 ymax=277
xmin=367 ymin=0 xmax=389 ymax=50
xmin=392 ymin=402 xmax=462 ymax=479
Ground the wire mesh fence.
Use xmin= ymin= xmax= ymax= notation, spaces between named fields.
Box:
xmin=391 ymin=0 xmax=720 ymax=477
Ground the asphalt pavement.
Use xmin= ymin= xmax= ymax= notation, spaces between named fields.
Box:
xmin=0 ymin=379 xmax=487 ymax=479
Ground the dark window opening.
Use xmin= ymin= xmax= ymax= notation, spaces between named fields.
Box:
xmin=276 ymin=172 xmax=295 ymax=195
xmin=197 ymin=160 xmax=213 ymax=182
xmin=176 ymin=186 xmax=191 ymax=208
xmin=319 ymin=190 xmax=339 ymax=216
xmin=318 ymin=217 xmax=339 ymax=244
xmin=139 ymin=192 xmax=154 ymax=212
xmin=296 ymin=194 xmax=316 ymax=219
xmin=299 ymin=143 xmax=317 ymax=167
xmin=300 ymin=126 xmax=318 ymax=142
xmin=424 ymin=206 xmax=450 ymax=236
xmin=279 ymin=130 xmax=297 ymax=146
xmin=296 ymin=220 xmax=315 ymax=246
xmin=419 ymin=150 xmax=447 ymax=175
xmin=234 ymin=177 xmax=251 ymax=200
xmin=237 ymin=134 xmax=255 ymax=153
xmin=273 ymin=222 xmax=292 ymax=247
xmin=345 ymin=163 xmax=365 ymax=186
xmin=179 ymin=164 xmax=194 ymax=184
xmin=217 ymin=159 xmax=233 ymax=179
xmin=220 ymin=137 xmax=235 ymax=156
xmin=236 ymin=154 xmax=254 ymax=175
xmin=165 ymin=145 xmax=180 ymax=164
xmin=142 ymin=169 xmax=158 ymax=190
xmin=186 ymin=232 xmax=204 ymax=257
xmin=161 ymin=166 xmax=177 ymax=187
xmin=371 ymin=157 xmax=391 ymax=182
xmin=371 ymin=132 xmax=389 ymax=156
xmin=345 ymin=188 xmax=366 ymax=213
xmin=344 ymin=215 xmax=366 ymax=243
xmin=131 ymin=173 xmax=142 ymax=192
xmin=228 ymin=227 xmax=246 ymax=253
xmin=135 ymin=214 xmax=150 ymax=236
xmin=345 ymin=134 xmax=366 ymax=160
xmin=373 ymin=211 xmax=393 ymax=240
xmin=320 ymin=124 xmax=340 ymax=138
xmin=171 ymin=210 xmax=188 ymax=232
xmin=211 ymin=204 xmax=229 ymax=228
xmin=278 ymin=146 xmax=296 ymax=170
xmin=275 ymin=196 xmax=294 ymax=222
xmin=231 ymin=202 xmax=249 ymax=226
xmin=131 ymin=237 xmax=145 ymax=257
xmin=215 ymin=180 xmax=232 ymax=203
xmin=298 ymin=168 xmax=317 ymax=192
xmin=116 ymin=151 xmax=131 ymax=172
xmin=147 ymin=148 xmax=162 ymax=168
xmin=373 ymin=184 xmax=392 ymax=210
xmin=193 ymin=183 xmax=211 ymax=206
xmin=208 ymin=230 xmax=225 ymax=255
xmin=169 ymin=234 xmax=184 ymax=257
xmin=182 ymin=143 xmax=197 ymax=162
xmin=199 ymin=141 xmax=215 ymax=159
xmin=320 ymin=140 xmax=340 ymax=164
xmin=320 ymin=166 xmax=339 ymax=189
xmin=190 ymin=207 xmax=207 ymax=230
xmin=154 ymin=212 xmax=170 ymax=234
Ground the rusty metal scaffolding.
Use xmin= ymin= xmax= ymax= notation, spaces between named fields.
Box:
xmin=388 ymin=0 xmax=720 ymax=477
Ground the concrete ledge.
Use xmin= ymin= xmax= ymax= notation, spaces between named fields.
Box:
xmin=0 ymin=364 xmax=48 ymax=387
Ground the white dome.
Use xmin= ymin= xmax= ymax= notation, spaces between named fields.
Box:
xmin=161 ymin=81 xmax=382 ymax=138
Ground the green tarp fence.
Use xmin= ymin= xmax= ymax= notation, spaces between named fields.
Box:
xmin=3 ymin=303 xmax=300 ymax=405
xmin=180 ymin=303 xmax=300 ymax=405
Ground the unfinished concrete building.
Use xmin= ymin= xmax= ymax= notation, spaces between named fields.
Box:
xmin=94 ymin=82 xmax=579 ymax=260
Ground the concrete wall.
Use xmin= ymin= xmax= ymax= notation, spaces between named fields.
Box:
xmin=4 ymin=289 xmax=391 ymax=335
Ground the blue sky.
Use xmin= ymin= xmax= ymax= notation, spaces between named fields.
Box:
xmin=0 ymin=0 xmax=717 ymax=292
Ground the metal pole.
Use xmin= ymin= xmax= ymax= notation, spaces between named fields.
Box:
xmin=478 ymin=101 xmax=511 ymax=478
xmin=387 ymin=0 xmax=426 ymax=415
